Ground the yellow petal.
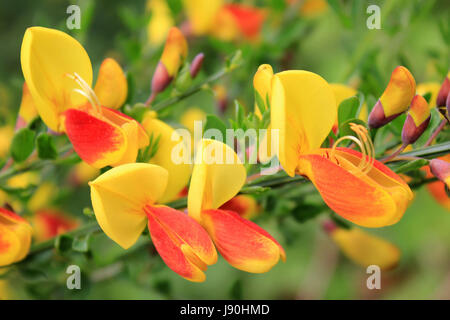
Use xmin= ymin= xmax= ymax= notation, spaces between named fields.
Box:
xmin=147 ymin=0 xmax=174 ymax=45
xmin=253 ymin=64 xmax=273 ymax=118
xmin=0 ymin=126 xmax=14 ymax=158
xmin=18 ymin=82 xmax=38 ymax=124
xmin=141 ymin=115 xmax=192 ymax=203
xmin=416 ymin=82 xmax=441 ymax=109
xmin=89 ymin=163 xmax=168 ymax=249
xmin=94 ymin=58 xmax=128 ymax=109
xmin=271 ymin=70 xmax=336 ymax=176
xmin=180 ymin=107 xmax=206 ymax=134
xmin=331 ymin=227 xmax=400 ymax=270
xmin=160 ymin=27 xmax=188 ymax=77
xmin=188 ymin=139 xmax=246 ymax=222
xmin=21 ymin=27 xmax=93 ymax=132
xmin=183 ymin=0 xmax=224 ymax=35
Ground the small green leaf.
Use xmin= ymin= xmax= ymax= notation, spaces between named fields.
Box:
xmin=72 ymin=234 xmax=91 ymax=253
xmin=234 ymin=100 xmax=245 ymax=127
xmin=338 ymin=96 xmax=360 ymax=127
xmin=394 ymin=159 xmax=429 ymax=174
xmin=55 ymin=234 xmax=74 ymax=253
xmin=254 ymin=90 xmax=266 ymax=116
xmin=36 ymin=133 xmax=57 ymax=159
xmin=124 ymin=103 xmax=149 ymax=123
xmin=10 ymin=128 xmax=36 ymax=162
xmin=292 ymin=203 xmax=323 ymax=223
xmin=204 ymin=114 xmax=227 ymax=140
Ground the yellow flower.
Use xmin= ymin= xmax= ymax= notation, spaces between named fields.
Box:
xmin=269 ymin=68 xmax=413 ymax=227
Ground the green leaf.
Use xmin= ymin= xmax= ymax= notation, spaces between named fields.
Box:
xmin=393 ymin=159 xmax=429 ymax=174
xmin=72 ymin=234 xmax=91 ymax=253
xmin=10 ymin=128 xmax=35 ymax=162
xmin=254 ymin=90 xmax=266 ymax=116
xmin=124 ymin=103 xmax=149 ymax=123
xmin=339 ymin=118 xmax=367 ymax=138
xmin=203 ymin=115 xmax=227 ymax=140
xmin=338 ymin=96 xmax=360 ymax=128
xmin=234 ymin=100 xmax=245 ymax=128
xmin=292 ymin=203 xmax=323 ymax=223
xmin=55 ymin=234 xmax=74 ymax=253
xmin=36 ymin=133 xmax=57 ymax=160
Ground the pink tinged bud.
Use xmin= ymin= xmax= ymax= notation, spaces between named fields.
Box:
xmin=446 ymin=90 xmax=450 ymax=116
xmin=436 ymin=74 xmax=450 ymax=107
xmin=369 ymin=66 xmax=416 ymax=129
xmin=151 ymin=62 xmax=173 ymax=94
xmin=430 ymin=159 xmax=450 ymax=188
xmin=401 ymin=95 xmax=431 ymax=145
xmin=189 ymin=53 xmax=204 ymax=79
xmin=322 ymin=220 xmax=338 ymax=234
xmin=368 ymin=100 xmax=402 ymax=129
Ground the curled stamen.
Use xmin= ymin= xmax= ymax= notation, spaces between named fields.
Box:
xmin=66 ymin=72 xmax=102 ymax=115
xmin=330 ymin=123 xmax=375 ymax=174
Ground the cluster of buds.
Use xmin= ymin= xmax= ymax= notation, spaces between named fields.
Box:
xmin=146 ymin=27 xmax=205 ymax=105
xmin=436 ymin=72 xmax=450 ymax=119
xmin=368 ymin=66 xmax=416 ymax=129
xmin=430 ymin=158 xmax=450 ymax=190
xmin=368 ymin=66 xmax=433 ymax=148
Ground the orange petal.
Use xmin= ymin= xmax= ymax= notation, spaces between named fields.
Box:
xmin=201 ymin=209 xmax=285 ymax=273
xmin=145 ymin=205 xmax=217 ymax=282
xmin=298 ymin=148 xmax=413 ymax=227
xmin=64 ymin=108 xmax=127 ymax=168
xmin=222 ymin=4 xmax=266 ymax=40
xmin=94 ymin=58 xmax=128 ymax=109
xmin=0 ymin=208 xmax=32 ymax=266
xmin=33 ymin=209 xmax=79 ymax=241
xmin=219 ymin=195 xmax=260 ymax=219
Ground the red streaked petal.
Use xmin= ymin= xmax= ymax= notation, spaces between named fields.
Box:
xmin=100 ymin=107 xmax=149 ymax=148
xmin=64 ymin=108 xmax=126 ymax=168
xmin=201 ymin=209 xmax=285 ymax=273
xmin=299 ymin=152 xmax=410 ymax=227
xmin=145 ymin=205 xmax=217 ymax=282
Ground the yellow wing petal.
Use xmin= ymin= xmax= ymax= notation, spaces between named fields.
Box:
xmin=141 ymin=116 xmax=192 ymax=203
xmin=89 ymin=163 xmax=168 ymax=249
xmin=271 ymin=70 xmax=336 ymax=176
xmin=21 ymin=27 xmax=93 ymax=132
xmin=94 ymin=58 xmax=128 ymax=109
xmin=188 ymin=139 xmax=246 ymax=222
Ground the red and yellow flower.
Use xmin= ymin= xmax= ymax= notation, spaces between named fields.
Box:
xmin=21 ymin=27 xmax=147 ymax=168
xmin=0 ymin=208 xmax=32 ymax=267
xmin=33 ymin=209 xmax=79 ymax=241
xmin=89 ymin=163 xmax=216 ymax=282
xmin=269 ymin=69 xmax=413 ymax=227
xmin=188 ymin=139 xmax=285 ymax=273
xmin=183 ymin=0 xmax=266 ymax=41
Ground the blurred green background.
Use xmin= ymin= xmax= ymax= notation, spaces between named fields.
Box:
xmin=0 ymin=0 xmax=449 ymax=299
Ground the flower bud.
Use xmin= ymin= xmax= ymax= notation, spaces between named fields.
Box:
xmin=401 ymin=95 xmax=430 ymax=145
xmin=430 ymin=158 xmax=450 ymax=188
xmin=149 ymin=27 xmax=188 ymax=98
xmin=0 ymin=207 xmax=32 ymax=267
xmin=368 ymin=66 xmax=416 ymax=128
xmin=189 ymin=53 xmax=204 ymax=79
xmin=436 ymin=72 xmax=450 ymax=107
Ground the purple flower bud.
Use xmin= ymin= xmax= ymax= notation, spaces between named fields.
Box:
xmin=189 ymin=53 xmax=204 ymax=79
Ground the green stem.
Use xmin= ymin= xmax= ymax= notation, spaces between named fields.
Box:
xmin=151 ymin=65 xmax=239 ymax=113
